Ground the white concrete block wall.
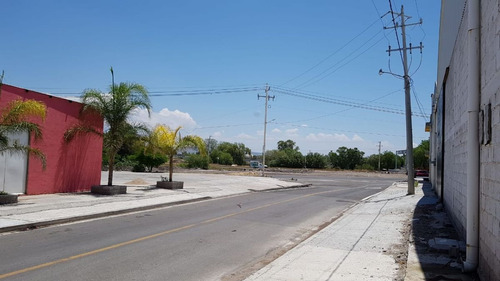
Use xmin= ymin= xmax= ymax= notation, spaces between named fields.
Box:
xmin=441 ymin=1 xmax=500 ymax=280
xmin=478 ymin=1 xmax=500 ymax=279
xmin=443 ymin=8 xmax=469 ymax=237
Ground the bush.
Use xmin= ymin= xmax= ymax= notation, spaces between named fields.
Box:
xmin=268 ymin=149 xmax=304 ymax=168
xmin=210 ymin=150 xmax=233 ymax=165
xmin=305 ymin=152 xmax=327 ymax=169
xmin=113 ymin=156 xmax=139 ymax=171
xmin=134 ymin=152 xmax=167 ymax=172
xmin=355 ymin=163 xmax=374 ymax=171
xmin=185 ymin=154 xmax=209 ymax=169
xmin=132 ymin=164 xmax=146 ymax=172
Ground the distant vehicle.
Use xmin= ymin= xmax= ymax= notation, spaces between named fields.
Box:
xmin=250 ymin=161 xmax=267 ymax=168
xmin=250 ymin=161 xmax=260 ymax=168
xmin=414 ymin=170 xmax=429 ymax=177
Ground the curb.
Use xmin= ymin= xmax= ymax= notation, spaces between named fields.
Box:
xmin=0 ymin=196 xmax=212 ymax=234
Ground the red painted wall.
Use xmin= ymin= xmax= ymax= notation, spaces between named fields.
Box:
xmin=1 ymin=84 xmax=103 ymax=194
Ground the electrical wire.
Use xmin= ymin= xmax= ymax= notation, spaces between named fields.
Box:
xmin=388 ymin=0 xmax=405 ymax=66
xmin=49 ymin=86 xmax=263 ymax=97
xmin=371 ymin=0 xmax=392 ymax=45
xmin=279 ymin=17 xmax=382 ymax=87
xmin=294 ymin=35 xmax=386 ymax=89
xmin=271 ymin=86 xmax=427 ymax=117
xmin=410 ymin=81 xmax=430 ymax=121
xmin=270 ymin=88 xmax=403 ymax=125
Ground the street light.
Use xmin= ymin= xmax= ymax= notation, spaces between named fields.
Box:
xmin=379 ymin=69 xmax=404 ymax=79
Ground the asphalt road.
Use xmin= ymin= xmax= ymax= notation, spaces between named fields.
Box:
xmin=0 ymin=172 xmax=402 ymax=281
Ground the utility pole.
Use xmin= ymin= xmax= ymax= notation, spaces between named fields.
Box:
xmin=384 ymin=5 xmax=423 ymax=195
xmin=378 ymin=141 xmax=382 ymax=172
xmin=258 ymin=84 xmax=274 ymax=176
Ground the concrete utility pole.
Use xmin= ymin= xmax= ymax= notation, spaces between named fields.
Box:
xmin=258 ymin=84 xmax=274 ymax=176
xmin=384 ymin=5 xmax=423 ymax=195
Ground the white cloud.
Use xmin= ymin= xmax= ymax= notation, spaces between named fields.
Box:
xmin=286 ymin=128 xmax=299 ymax=136
xmin=352 ymin=134 xmax=364 ymax=142
xmin=272 ymin=128 xmax=282 ymax=133
xmin=129 ymin=108 xmax=197 ymax=130
xmin=236 ymin=133 xmax=255 ymax=140
xmin=61 ymin=96 xmax=82 ymax=102
xmin=305 ymin=133 xmax=350 ymax=142
xmin=212 ymin=131 xmax=223 ymax=138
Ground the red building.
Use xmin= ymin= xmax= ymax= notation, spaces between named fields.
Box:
xmin=0 ymin=84 xmax=103 ymax=194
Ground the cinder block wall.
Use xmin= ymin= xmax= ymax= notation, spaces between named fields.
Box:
xmin=443 ymin=7 xmax=468 ymax=238
xmin=478 ymin=1 xmax=500 ymax=280
xmin=442 ymin=1 xmax=500 ymax=280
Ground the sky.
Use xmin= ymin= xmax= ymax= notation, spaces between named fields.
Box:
xmin=1 ymin=0 xmax=440 ymax=156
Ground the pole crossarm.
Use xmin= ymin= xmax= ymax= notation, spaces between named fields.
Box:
xmin=386 ymin=42 xmax=424 ymax=54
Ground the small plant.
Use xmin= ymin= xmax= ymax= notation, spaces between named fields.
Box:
xmin=0 ymin=191 xmax=9 ymax=195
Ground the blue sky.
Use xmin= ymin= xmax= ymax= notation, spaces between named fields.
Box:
xmin=1 ymin=0 xmax=440 ymax=156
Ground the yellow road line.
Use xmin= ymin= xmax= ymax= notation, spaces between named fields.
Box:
xmin=0 ymin=188 xmax=348 ymax=279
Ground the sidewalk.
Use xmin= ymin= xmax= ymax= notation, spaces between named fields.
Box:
xmin=244 ymin=181 xmax=475 ymax=281
xmin=0 ymin=171 xmax=307 ymax=232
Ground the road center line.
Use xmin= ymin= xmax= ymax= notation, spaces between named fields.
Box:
xmin=0 ymin=187 xmax=351 ymax=279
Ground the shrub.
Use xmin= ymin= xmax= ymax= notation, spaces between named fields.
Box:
xmin=132 ymin=164 xmax=146 ymax=172
xmin=185 ymin=154 xmax=209 ymax=169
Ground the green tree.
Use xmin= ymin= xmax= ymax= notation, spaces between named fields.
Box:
xmin=205 ymin=137 xmax=218 ymax=159
xmin=65 ymin=69 xmax=151 ymax=186
xmin=0 ymin=99 xmax=47 ymax=169
xmin=414 ymin=140 xmax=429 ymax=169
xmin=268 ymin=149 xmax=304 ymax=168
xmin=145 ymin=125 xmax=206 ymax=182
xmin=212 ymin=142 xmax=249 ymax=165
xmin=210 ymin=149 xmax=233 ymax=165
xmin=277 ymin=139 xmax=299 ymax=151
xmin=305 ymin=152 xmax=327 ymax=169
xmin=327 ymin=151 xmax=339 ymax=168
xmin=101 ymin=122 xmax=149 ymax=169
xmin=331 ymin=146 xmax=365 ymax=170
xmin=184 ymin=154 xmax=209 ymax=169
xmin=133 ymin=151 xmax=167 ymax=172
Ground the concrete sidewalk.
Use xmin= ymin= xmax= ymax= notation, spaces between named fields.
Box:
xmin=244 ymin=181 xmax=474 ymax=281
xmin=0 ymin=171 xmax=306 ymax=232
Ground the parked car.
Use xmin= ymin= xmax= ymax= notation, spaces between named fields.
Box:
xmin=250 ymin=161 xmax=260 ymax=168
xmin=249 ymin=161 xmax=267 ymax=168
xmin=414 ymin=170 xmax=429 ymax=177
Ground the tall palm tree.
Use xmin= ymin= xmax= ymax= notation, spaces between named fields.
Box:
xmin=0 ymin=99 xmax=47 ymax=168
xmin=146 ymin=125 xmax=206 ymax=182
xmin=65 ymin=77 xmax=151 ymax=186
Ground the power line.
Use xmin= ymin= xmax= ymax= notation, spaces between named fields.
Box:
xmin=387 ymin=0 xmax=405 ymax=66
xmin=272 ymin=88 xmax=403 ymax=124
xmin=371 ymin=0 xmax=392 ymax=44
xmin=272 ymin=86 xmax=428 ymax=117
xmin=279 ymin=17 xmax=383 ymax=87
xmin=411 ymin=82 xmax=429 ymax=121
xmin=294 ymin=35 xmax=386 ymax=89
xmin=48 ymin=86 xmax=262 ymax=97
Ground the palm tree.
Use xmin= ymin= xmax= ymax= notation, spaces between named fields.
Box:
xmin=146 ymin=125 xmax=206 ymax=182
xmin=65 ymin=73 xmax=151 ymax=186
xmin=0 ymin=99 xmax=47 ymax=168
